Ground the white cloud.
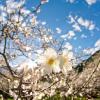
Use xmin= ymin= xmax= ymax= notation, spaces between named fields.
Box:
xmin=67 ymin=30 xmax=75 ymax=39
xmin=68 ymin=15 xmax=78 ymax=24
xmin=73 ymin=37 xmax=77 ymax=40
xmin=66 ymin=0 xmax=75 ymax=3
xmin=77 ymin=17 xmax=95 ymax=30
xmin=83 ymin=48 xmax=96 ymax=55
xmin=60 ymin=34 xmax=67 ymax=40
xmin=68 ymin=15 xmax=75 ymax=24
xmin=72 ymin=23 xmax=82 ymax=32
xmin=85 ymin=0 xmax=96 ymax=5
xmin=41 ymin=21 xmax=46 ymax=25
xmin=68 ymin=15 xmax=82 ymax=32
xmin=83 ymin=39 xmax=100 ymax=55
xmin=78 ymin=17 xmax=89 ymax=27
xmin=95 ymin=39 xmax=100 ymax=49
xmin=56 ymin=27 xmax=62 ymax=33
xmin=81 ymin=34 xmax=87 ymax=39
xmin=60 ymin=30 xmax=75 ymax=40
xmin=78 ymin=46 xmax=82 ymax=49
xmin=68 ymin=15 xmax=95 ymax=31
xmin=63 ymin=42 xmax=73 ymax=50
xmin=89 ymin=24 xmax=95 ymax=30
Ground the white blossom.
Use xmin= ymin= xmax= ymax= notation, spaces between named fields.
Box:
xmin=40 ymin=48 xmax=60 ymax=74
xmin=59 ymin=50 xmax=73 ymax=75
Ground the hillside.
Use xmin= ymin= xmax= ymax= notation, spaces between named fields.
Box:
xmin=68 ymin=50 xmax=100 ymax=98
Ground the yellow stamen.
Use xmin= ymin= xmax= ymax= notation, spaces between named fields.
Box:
xmin=47 ymin=58 xmax=55 ymax=66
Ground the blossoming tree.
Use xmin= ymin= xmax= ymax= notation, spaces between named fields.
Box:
xmin=0 ymin=0 xmax=98 ymax=100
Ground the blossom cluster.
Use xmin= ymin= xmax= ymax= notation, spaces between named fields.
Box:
xmin=0 ymin=0 xmax=77 ymax=99
xmin=39 ymin=48 xmax=74 ymax=75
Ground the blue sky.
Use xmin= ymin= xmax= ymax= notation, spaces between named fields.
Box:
xmin=0 ymin=0 xmax=99 ymax=66
xmin=0 ymin=0 xmax=100 ymax=54
xmin=25 ymin=0 xmax=100 ymax=53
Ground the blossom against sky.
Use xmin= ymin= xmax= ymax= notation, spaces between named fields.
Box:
xmin=25 ymin=0 xmax=100 ymax=53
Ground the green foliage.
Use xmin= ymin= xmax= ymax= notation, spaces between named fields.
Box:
xmin=40 ymin=92 xmax=61 ymax=100
xmin=39 ymin=91 xmax=81 ymax=100
xmin=39 ymin=91 xmax=100 ymax=100
xmin=7 ymin=99 xmax=13 ymax=100
xmin=0 ymin=99 xmax=13 ymax=100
